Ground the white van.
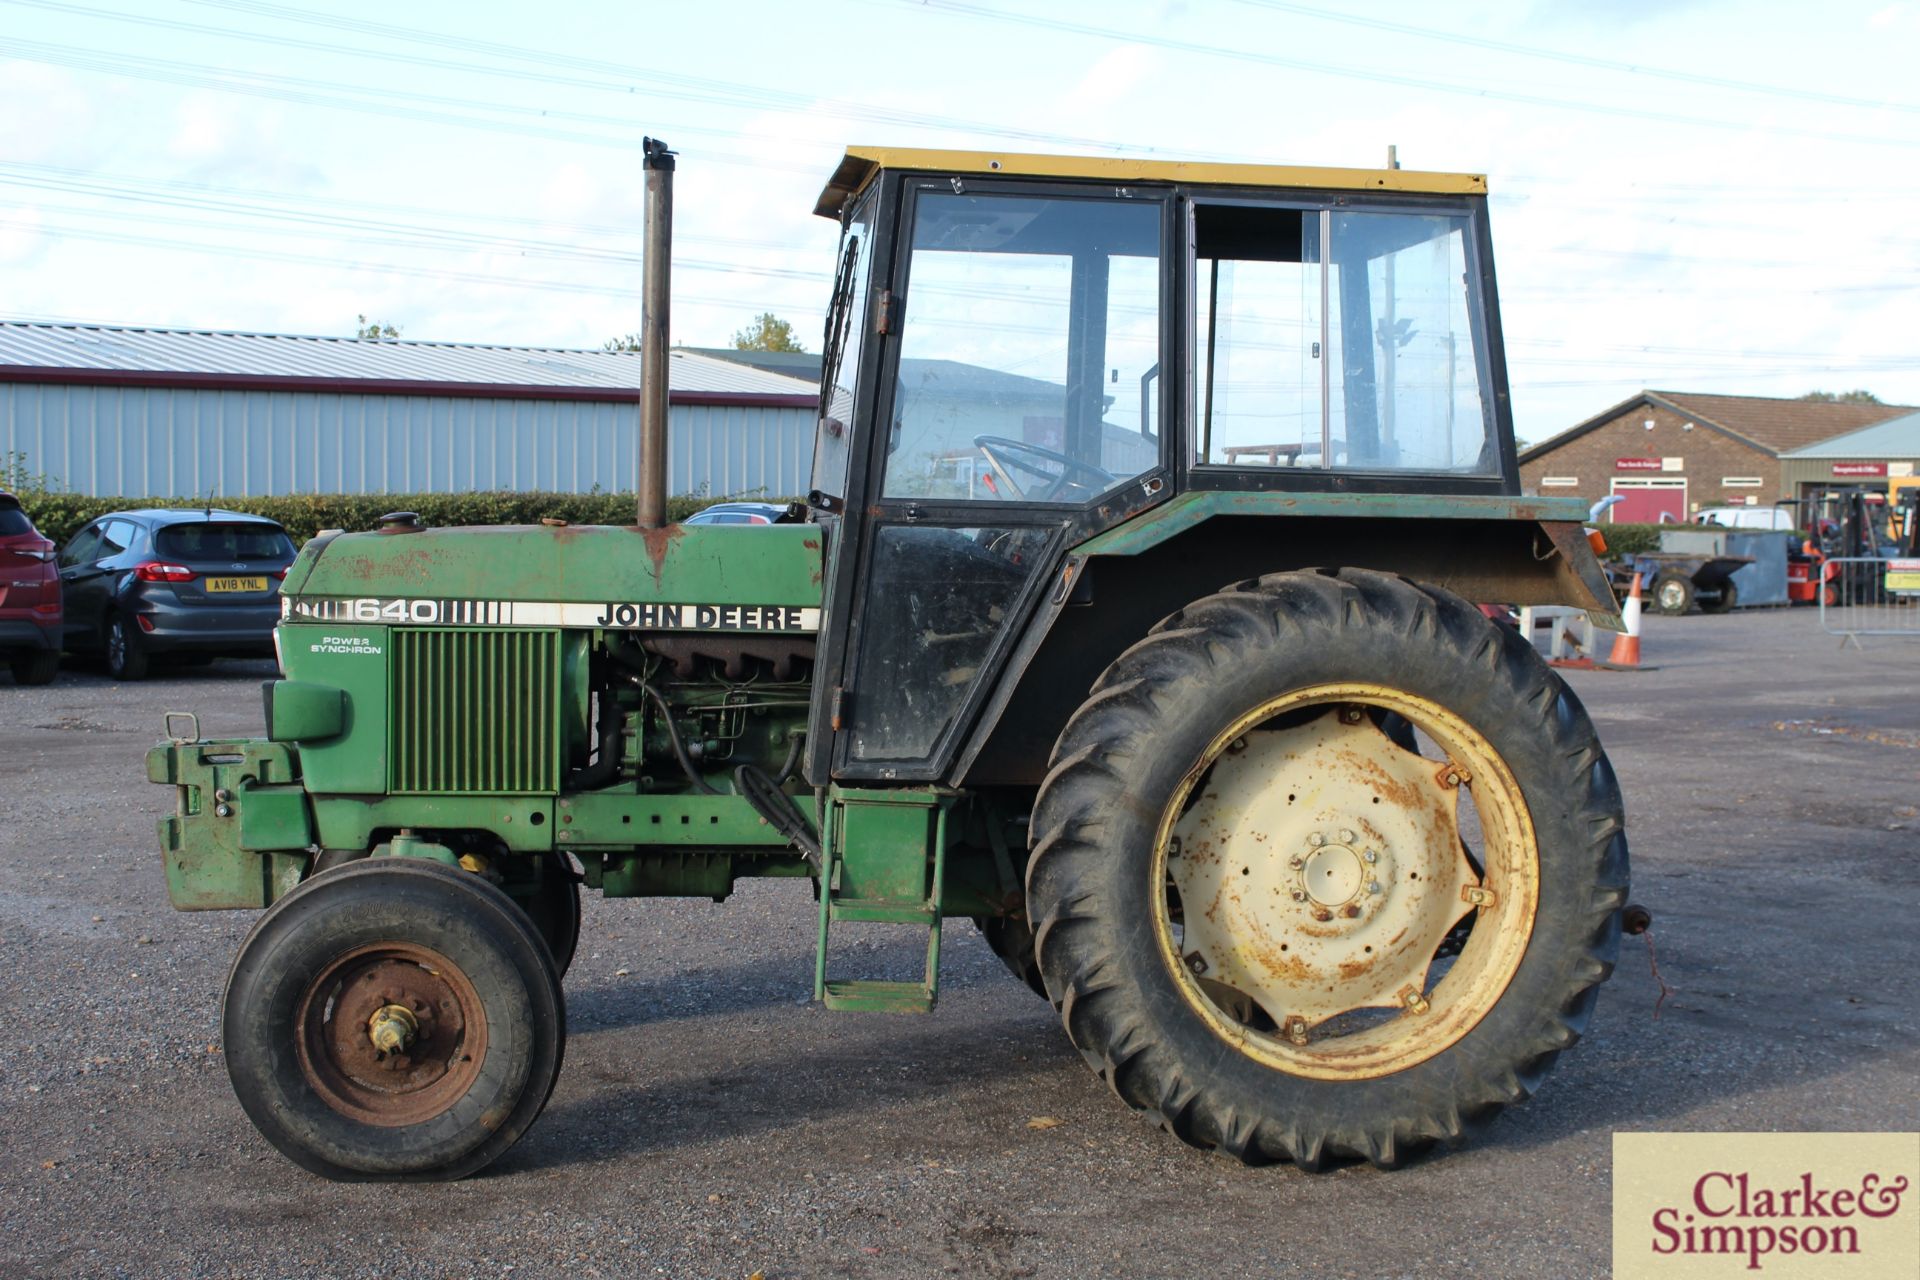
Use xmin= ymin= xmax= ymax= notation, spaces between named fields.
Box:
xmin=1696 ymin=505 xmax=1796 ymax=531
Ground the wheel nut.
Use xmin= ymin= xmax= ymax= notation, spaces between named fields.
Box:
xmin=1308 ymin=832 xmax=1326 ymax=847
xmin=1291 ymin=889 xmax=1307 ymax=902
xmin=1367 ymin=881 xmax=1381 ymax=895
xmin=1363 ymin=850 xmax=1378 ymax=863
xmin=1289 ymin=855 xmax=1304 ymax=869
xmin=1339 ymin=708 xmax=1363 ymax=724
xmin=1338 ymin=829 xmax=1355 ymax=844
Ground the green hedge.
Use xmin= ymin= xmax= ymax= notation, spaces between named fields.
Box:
xmin=9 ymin=493 xmax=1778 ymax=561
xmin=16 ymin=491 xmax=790 ymax=547
xmin=1598 ymin=522 xmax=1666 ymax=557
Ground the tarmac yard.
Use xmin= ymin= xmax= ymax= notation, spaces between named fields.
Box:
xmin=1 ymin=608 xmax=1915 ymax=1279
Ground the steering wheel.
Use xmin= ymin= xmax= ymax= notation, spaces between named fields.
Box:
xmin=973 ymin=435 xmax=1115 ymax=502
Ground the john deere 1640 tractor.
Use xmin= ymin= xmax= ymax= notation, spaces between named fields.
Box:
xmin=149 ymin=141 xmax=1629 ymax=1180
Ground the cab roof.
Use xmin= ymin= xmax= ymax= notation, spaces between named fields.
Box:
xmin=813 ymin=146 xmax=1486 ymax=218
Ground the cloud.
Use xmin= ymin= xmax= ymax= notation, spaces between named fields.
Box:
xmin=1067 ymin=44 xmax=1162 ymax=114
xmin=0 ymin=61 xmax=101 ymax=165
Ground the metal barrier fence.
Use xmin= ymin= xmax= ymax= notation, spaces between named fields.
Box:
xmin=1819 ymin=557 xmax=1920 ymax=644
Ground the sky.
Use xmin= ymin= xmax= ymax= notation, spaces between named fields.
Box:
xmin=1 ymin=0 xmax=1917 ymax=445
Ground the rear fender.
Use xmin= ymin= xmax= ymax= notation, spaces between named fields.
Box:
xmin=953 ymin=506 xmax=1620 ymax=787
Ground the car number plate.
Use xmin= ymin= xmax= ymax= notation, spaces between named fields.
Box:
xmin=205 ymin=576 xmax=269 ymax=593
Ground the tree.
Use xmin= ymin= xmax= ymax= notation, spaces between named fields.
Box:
xmin=731 ymin=312 xmax=805 ymax=353
xmin=603 ymin=333 xmax=643 ymax=352
xmin=354 ymin=314 xmax=402 ymax=340
xmin=1798 ymin=389 xmax=1881 ymax=404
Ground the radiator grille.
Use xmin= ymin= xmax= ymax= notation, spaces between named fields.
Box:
xmin=389 ymin=628 xmax=560 ymax=794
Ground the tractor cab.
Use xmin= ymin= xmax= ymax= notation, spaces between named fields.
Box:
xmin=803 ymin=148 xmax=1578 ymax=787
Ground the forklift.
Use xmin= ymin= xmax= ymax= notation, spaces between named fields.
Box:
xmin=1784 ymin=486 xmax=1889 ymax=606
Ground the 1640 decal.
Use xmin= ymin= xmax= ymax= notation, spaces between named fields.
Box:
xmin=284 ymin=595 xmax=819 ymax=633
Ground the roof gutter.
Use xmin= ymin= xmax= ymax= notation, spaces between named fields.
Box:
xmin=0 ymin=365 xmax=815 ymax=408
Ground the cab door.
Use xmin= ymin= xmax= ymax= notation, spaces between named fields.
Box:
xmin=824 ymin=179 xmax=1172 ymax=782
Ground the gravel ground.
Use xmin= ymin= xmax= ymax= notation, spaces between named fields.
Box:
xmin=1 ymin=608 xmax=1915 ymax=1279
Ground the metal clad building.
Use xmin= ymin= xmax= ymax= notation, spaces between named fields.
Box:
xmin=1778 ymin=412 xmax=1920 ymax=496
xmin=0 ymin=323 xmax=819 ymax=498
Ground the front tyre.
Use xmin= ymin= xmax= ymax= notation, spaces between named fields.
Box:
xmin=1026 ymin=568 xmax=1628 ymax=1168
xmin=223 ymin=859 xmax=565 ymax=1181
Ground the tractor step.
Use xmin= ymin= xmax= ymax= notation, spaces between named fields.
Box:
xmin=821 ymin=979 xmax=935 ymax=1014
xmin=814 ymin=788 xmax=955 ymax=1015
xmin=828 ymin=898 xmax=938 ymax=925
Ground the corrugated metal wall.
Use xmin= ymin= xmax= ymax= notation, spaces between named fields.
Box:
xmin=0 ymin=383 xmax=814 ymax=498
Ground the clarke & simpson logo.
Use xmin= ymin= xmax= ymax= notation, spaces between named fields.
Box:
xmin=1614 ymin=1133 xmax=1919 ymax=1279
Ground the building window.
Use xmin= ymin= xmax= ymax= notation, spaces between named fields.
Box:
xmin=1540 ymin=476 xmax=1578 ymax=488
xmin=1721 ymin=476 xmax=1762 ymax=487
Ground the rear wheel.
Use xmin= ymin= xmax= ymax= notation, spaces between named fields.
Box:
xmin=223 ymin=858 xmax=565 ymax=1180
xmin=1026 ymin=568 xmax=1627 ymax=1168
xmin=9 ymin=650 xmax=59 ymax=685
xmin=105 ymin=613 xmax=149 ymax=681
xmin=977 ymin=914 xmax=1047 ymax=998
xmin=519 ymin=853 xmax=583 ymax=976
xmin=1698 ymin=579 xmax=1738 ymax=614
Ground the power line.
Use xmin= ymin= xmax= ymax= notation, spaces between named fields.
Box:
xmin=897 ymin=0 xmax=1920 ymax=152
xmin=1227 ymin=0 xmax=1920 ymax=116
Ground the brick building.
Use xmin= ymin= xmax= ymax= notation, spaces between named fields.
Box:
xmin=1518 ymin=391 xmax=1914 ymax=522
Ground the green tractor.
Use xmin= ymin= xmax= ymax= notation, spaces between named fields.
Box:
xmin=149 ymin=141 xmax=1629 ymax=1180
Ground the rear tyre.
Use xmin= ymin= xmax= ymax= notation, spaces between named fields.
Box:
xmin=521 ymin=853 xmax=583 ymax=977
xmin=1025 ymin=568 xmax=1627 ymax=1168
xmin=978 ymin=914 xmax=1048 ymax=998
xmin=1698 ymin=580 xmax=1738 ymax=614
xmin=223 ymin=858 xmax=566 ymax=1181
xmin=9 ymin=651 xmax=59 ymax=685
xmin=105 ymin=614 xmax=149 ymax=681
xmin=1652 ymin=573 xmax=1694 ymax=616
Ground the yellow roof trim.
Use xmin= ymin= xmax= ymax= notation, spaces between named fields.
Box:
xmin=813 ymin=146 xmax=1485 ymax=218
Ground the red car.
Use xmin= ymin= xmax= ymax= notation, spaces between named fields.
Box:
xmin=0 ymin=490 xmax=62 ymax=684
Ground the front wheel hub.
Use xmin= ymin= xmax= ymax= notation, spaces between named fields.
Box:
xmin=368 ymin=1003 xmax=420 ymax=1056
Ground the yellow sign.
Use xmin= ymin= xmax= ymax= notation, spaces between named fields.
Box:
xmin=1885 ymin=559 xmax=1920 ymax=593
xmin=1614 ymin=1132 xmax=1918 ymax=1278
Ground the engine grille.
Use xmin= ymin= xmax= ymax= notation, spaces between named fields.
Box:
xmin=388 ymin=628 xmax=560 ymax=794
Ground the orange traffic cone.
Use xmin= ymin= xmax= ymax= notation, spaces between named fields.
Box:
xmin=1608 ymin=572 xmax=1643 ymax=667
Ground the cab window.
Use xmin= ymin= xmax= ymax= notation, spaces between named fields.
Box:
xmin=1195 ymin=203 xmax=1493 ymax=475
xmin=882 ymin=192 xmax=1162 ymax=503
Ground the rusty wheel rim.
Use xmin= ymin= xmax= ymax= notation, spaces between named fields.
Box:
xmin=294 ymin=942 xmax=489 ymax=1126
xmin=1152 ymin=684 xmax=1540 ymax=1081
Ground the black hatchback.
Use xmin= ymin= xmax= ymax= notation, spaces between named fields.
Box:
xmin=58 ymin=509 xmax=296 ymax=679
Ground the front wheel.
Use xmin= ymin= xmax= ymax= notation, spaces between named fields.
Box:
xmin=223 ymin=858 xmax=566 ymax=1180
xmin=1026 ymin=568 xmax=1627 ymax=1168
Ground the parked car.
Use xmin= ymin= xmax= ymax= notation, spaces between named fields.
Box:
xmin=683 ymin=501 xmax=788 ymax=526
xmin=58 ymin=509 xmax=296 ymax=680
xmin=0 ymin=490 xmax=63 ymax=685
xmin=1697 ymin=505 xmax=1796 ymax=531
